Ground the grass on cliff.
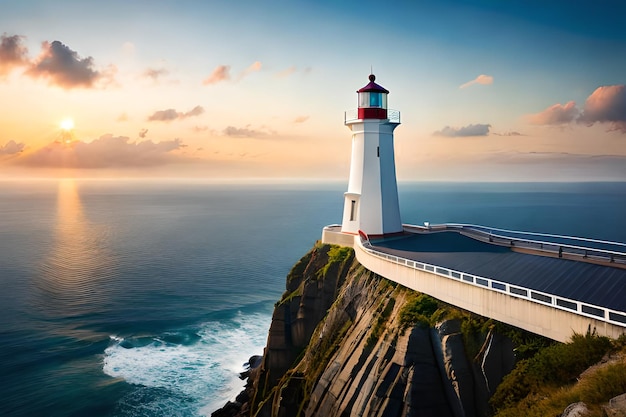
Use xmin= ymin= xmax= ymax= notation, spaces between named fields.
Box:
xmin=491 ymin=332 xmax=620 ymax=417
xmin=317 ymin=245 xmax=352 ymax=278
xmin=397 ymin=293 xmax=440 ymax=330
xmin=279 ymin=244 xmax=353 ymax=307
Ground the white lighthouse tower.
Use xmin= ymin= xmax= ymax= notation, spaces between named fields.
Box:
xmin=341 ymin=74 xmax=403 ymax=238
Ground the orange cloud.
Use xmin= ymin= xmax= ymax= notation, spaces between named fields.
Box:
xmin=237 ymin=61 xmax=262 ymax=80
xmin=17 ymin=135 xmax=187 ymax=168
xmin=0 ymin=34 xmax=29 ymax=77
xmin=275 ymin=66 xmax=297 ymax=78
xmin=1 ymin=140 xmax=25 ymax=155
xmin=525 ymin=85 xmax=626 ymax=133
xmin=579 ymin=85 xmax=626 ymax=133
xmin=223 ymin=125 xmax=265 ymax=138
xmin=203 ymin=65 xmax=230 ymax=85
xmin=459 ymin=74 xmax=493 ymax=89
xmin=526 ymin=101 xmax=579 ymax=125
xmin=294 ymin=115 xmax=309 ymax=124
xmin=223 ymin=124 xmax=275 ymax=138
xmin=148 ymin=105 xmax=205 ymax=122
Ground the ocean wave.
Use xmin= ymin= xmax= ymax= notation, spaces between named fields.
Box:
xmin=103 ymin=311 xmax=271 ymax=416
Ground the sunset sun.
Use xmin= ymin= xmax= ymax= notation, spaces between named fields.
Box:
xmin=60 ymin=118 xmax=75 ymax=131
xmin=60 ymin=118 xmax=75 ymax=143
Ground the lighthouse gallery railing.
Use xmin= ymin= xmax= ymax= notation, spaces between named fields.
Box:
xmin=344 ymin=109 xmax=401 ymax=124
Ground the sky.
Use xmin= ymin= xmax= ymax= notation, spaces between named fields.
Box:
xmin=1 ymin=0 xmax=625 ymax=181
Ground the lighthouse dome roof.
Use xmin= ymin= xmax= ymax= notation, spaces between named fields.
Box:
xmin=357 ymin=74 xmax=389 ymax=94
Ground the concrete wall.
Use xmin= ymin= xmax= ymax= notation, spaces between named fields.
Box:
xmin=321 ymin=226 xmax=355 ymax=248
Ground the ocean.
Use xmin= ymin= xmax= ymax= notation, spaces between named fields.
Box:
xmin=1 ymin=180 xmax=625 ymax=416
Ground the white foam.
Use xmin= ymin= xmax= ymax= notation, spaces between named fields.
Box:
xmin=103 ymin=311 xmax=271 ymax=416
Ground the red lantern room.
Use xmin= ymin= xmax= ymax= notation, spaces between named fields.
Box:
xmin=357 ymin=74 xmax=389 ymax=120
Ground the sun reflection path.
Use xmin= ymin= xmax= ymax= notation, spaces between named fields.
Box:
xmin=35 ymin=179 xmax=113 ymax=321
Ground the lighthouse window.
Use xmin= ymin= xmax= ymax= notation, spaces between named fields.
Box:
xmin=350 ymin=200 xmax=356 ymax=221
xmin=358 ymin=92 xmax=369 ymax=108
xmin=369 ymin=92 xmax=382 ymax=108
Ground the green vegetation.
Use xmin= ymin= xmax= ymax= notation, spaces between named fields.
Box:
xmin=328 ymin=245 xmax=352 ymax=264
xmin=491 ymin=332 xmax=615 ymax=416
xmin=278 ymin=286 xmax=303 ymax=306
xmin=492 ymin=360 xmax=626 ymax=417
xmin=397 ymin=293 xmax=439 ymax=330
xmin=318 ymin=245 xmax=352 ymax=278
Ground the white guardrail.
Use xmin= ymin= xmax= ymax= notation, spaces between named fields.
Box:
xmin=356 ymin=225 xmax=626 ymax=328
xmin=404 ymin=223 xmax=626 ymax=265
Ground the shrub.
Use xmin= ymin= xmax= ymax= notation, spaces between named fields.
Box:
xmin=578 ymin=361 xmax=626 ymax=404
xmin=398 ymin=293 xmax=438 ymax=330
xmin=491 ymin=332 xmax=613 ymax=412
xmin=318 ymin=245 xmax=353 ymax=278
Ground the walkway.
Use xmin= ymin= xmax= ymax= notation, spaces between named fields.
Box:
xmin=371 ymin=231 xmax=626 ymax=313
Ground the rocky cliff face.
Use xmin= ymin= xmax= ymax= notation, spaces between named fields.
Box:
xmin=213 ymin=244 xmax=624 ymax=417
xmin=213 ymin=244 xmax=517 ymax=417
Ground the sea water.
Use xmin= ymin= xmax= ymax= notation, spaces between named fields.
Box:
xmin=0 ymin=180 xmax=625 ymax=416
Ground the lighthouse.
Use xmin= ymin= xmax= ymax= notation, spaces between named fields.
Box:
xmin=341 ymin=74 xmax=403 ymax=237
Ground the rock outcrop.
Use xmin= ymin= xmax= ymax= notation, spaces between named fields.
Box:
xmin=212 ymin=244 xmax=624 ymax=417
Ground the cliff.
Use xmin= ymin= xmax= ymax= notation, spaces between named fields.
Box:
xmin=213 ymin=244 xmax=626 ymax=417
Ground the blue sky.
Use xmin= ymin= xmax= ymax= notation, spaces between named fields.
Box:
xmin=1 ymin=0 xmax=625 ymax=180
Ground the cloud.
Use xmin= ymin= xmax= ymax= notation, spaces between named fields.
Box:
xmin=202 ymin=65 xmax=230 ymax=85
xmin=459 ymin=74 xmax=493 ymax=89
xmin=117 ymin=113 xmax=128 ymax=122
xmin=26 ymin=40 xmax=103 ymax=89
xmin=0 ymin=140 xmax=25 ymax=155
xmin=492 ymin=131 xmax=526 ymax=136
xmin=148 ymin=109 xmax=179 ymax=122
xmin=148 ymin=105 xmax=205 ymax=122
xmin=237 ymin=61 xmax=262 ymax=80
xmin=433 ymin=123 xmax=491 ymax=137
xmin=18 ymin=135 xmax=187 ymax=168
xmin=0 ymin=34 xmax=29 ymax=76
xmin=578 ymin=85 xmax=626 ymax=133
xmin=293 ymin=115 xmax=309 ymax=124
xmin=138 ymin=129 xmax=148 ymax=138
xmin=184 ymin=105 xmax=204 ymax=117
xmin=275 ymin=66 xmax=297 ymax=78
xmin=526 ymin=101 xmax=579 ymax=125
xmin=143 ymin=67 xmax=169 ymax=80
xmin=525 ymin=85 xmax=626 ymax=133
xmin=223 ymin=125 xmax=269 ymax=138
xmin=191 ymin=125 xmax=209 ymax=133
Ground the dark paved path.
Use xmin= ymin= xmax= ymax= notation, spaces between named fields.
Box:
xmin=371 ymin=232 xmax=626 ymax=312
